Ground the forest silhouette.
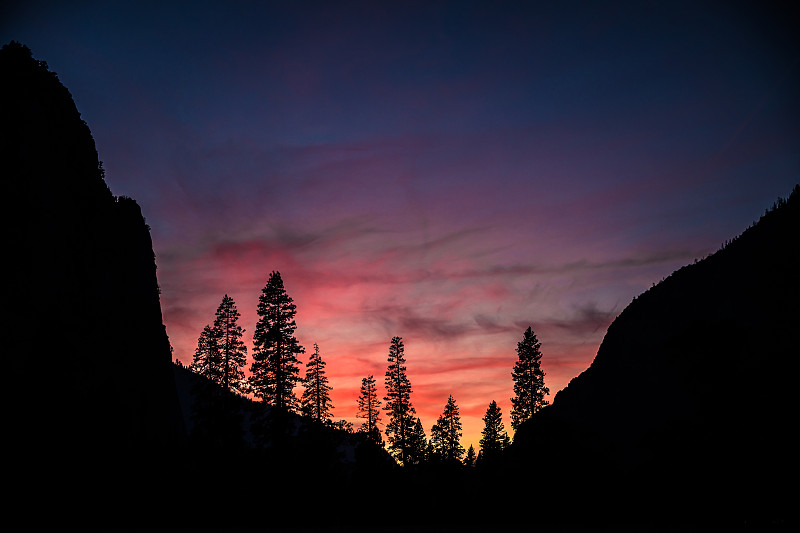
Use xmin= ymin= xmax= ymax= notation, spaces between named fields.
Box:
xmin=3 ymin=41 xmax=797 ymax=529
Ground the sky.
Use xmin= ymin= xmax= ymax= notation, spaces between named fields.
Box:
xmin=3 ymin=1 xmax=798 ymax=453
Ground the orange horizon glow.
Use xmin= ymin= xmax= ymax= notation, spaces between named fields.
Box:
xmin=165 ymin=269 xmax=612 ymax=455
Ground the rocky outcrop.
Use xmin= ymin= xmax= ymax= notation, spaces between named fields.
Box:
xmin=512 ymin=186 xmax=799 ymax=522
xmin=1 ymin=42 xmax=184 ymax=492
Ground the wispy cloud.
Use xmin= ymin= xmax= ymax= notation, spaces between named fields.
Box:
xmin=540 ymin=301 xmax=619 ymax=336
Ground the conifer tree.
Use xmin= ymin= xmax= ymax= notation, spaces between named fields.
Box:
xmin=189 ymin=324 xmax=222 ymax=442
xmin=301 ymin=343 xmax=333 ymax=423
xmin=190 ymin=324 xmax=222 ymax=383
xmin=424 ymin=438 xmax=435 ymax=465
xmin=329 ymin=419 xmax=354 ymax=433
xmin=464 ymin=444 xmax=477 ymax=467
xmin=213 ymin=294 xmax=248 ymax=395
xmin=429 ymin=421 xmax=442 ymax=462
xmin=479 ymin=400 xmax=509 ymax=462
xmin=510 ymin=326 xmax=549 ymax=432
xmin=249 ymin=271 xmax=305 ymax=413
xmin=406 ymin=417 xmax=428 ymax=467
xmin=356 ymin=374 xmax=382 ymax=444
xmin=383 ymin=336 xmax=415 ymax=465
xmin=189 ymin=295 xmax=248 ymax=448
xmin=430 ymin=395 xmax=464 ymax=463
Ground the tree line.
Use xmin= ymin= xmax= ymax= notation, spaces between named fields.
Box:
xmin=187 ymin=270 xmax=549 ymax=466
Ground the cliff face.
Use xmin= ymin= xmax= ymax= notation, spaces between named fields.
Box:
xmin=1 ymin=42 xmax=184 ymax=477
xmin=513 ymin=186 xmax=799 ymax=520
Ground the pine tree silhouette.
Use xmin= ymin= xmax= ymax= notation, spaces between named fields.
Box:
xmin=463 ymin=444 xmax=477 ymax=467
xmin=214 ymin=294 xmax=248 ymax=396
xmin=383 ymin=336 xmax=415 ymax=466
xmin=188 ymin=295 xmax=248 ymax=448
xmin=301 ymin=343 xmax=333 ymax=424
xmin=250 ymin=271 xmax=304 ymax=412
xmin=189 ymin=324 xmax=223 ymax=445
xmin=406 ymin=418 xmax=428 ymax=467
xmin=430 ymin=395 xmax=464 ymax=463
xmin=356 ymin=375 xmax=382 ymax=444
xmin=479 ymin=400 xmax=509 ymax=464
xmin=249 ymin=271 xmax=304 ymax=442
xmin=510 ymin=326 xmax=549 ymax=431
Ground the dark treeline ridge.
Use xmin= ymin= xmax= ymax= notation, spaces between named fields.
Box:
xmin=178 ymin=270 xmax=546 ymax=462
xmin=3 ymin=41 xmax=797 ymax=530
xmin=171 ymin=270 xmax=549 ymax=529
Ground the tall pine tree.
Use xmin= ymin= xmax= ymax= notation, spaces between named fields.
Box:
xmin=189 ymin=324 xmax=223 ymax=444
xmin=430 ymin=395 xmax=464 ymax=463
xmin=190 ymin=324 xmax=222 ymax=384
xmin=510 ymin=326 xmax=549 ymax=432
xmin=356 ymin=374 xmax=382 ymax=444
xmin=215 ymin=295 xmax=248 ymax=447
xmin=189 ymin=295 xmax=248 ymax=448
xmin=406 ymin=417 xmax=428 ymax=467
xmin=479 ymin=400 xmax=509 ymax=464
xmin=383 ymin=336 xmax=415 ymax=466
xmin=249 ymin=271 xmax=305 ymax=413
xmin=214 ymin=294 xmax=248 ymax=395
xmin=463 ymin=444 xmax=477 ymax=467
xmin=301 ymin=343 xmax=333 ymax=424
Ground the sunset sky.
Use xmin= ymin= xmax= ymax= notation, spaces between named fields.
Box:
xmin=4 ymin=1 xmax=798 ymax=452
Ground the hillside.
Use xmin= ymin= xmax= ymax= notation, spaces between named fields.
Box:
xmin=512 ymin=185 xmax=799 ymax=523
xmin=1 ymin=41 xmax=185 ymax=521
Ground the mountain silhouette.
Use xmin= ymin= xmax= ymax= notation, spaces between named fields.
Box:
xmin=1 ymin=41 xmax=185 ymax=522
xmin=512 ymin=185 xmax=799 ymax=524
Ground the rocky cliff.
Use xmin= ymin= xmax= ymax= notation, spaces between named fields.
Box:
xmin=512 ymin=185 xmax=799 ymax=522
xmin=1 ymin=41 xmax=184 ymax=507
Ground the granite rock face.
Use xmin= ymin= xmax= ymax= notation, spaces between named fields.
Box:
xmin=1 ymin=42 xmax=184 ymax=488
xmin=513 ymin=184 xmax=799 ymax=521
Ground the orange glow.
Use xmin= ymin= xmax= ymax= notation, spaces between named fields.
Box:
xmin=165 ymin=263 xmax=607 ymax=453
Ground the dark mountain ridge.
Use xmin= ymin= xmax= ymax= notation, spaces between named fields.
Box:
xmin=512 ymin=185 xmax=799 ymax=523
xmin=2 ymin=41 xmax=185 ymax=519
